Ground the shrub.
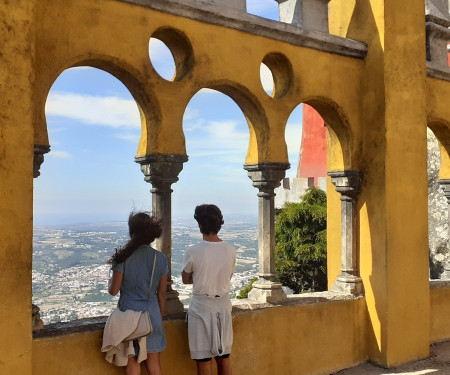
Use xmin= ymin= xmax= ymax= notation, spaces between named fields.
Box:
xmin=236 ymin=277 xmax=258 ymax=299
xmin=275 ymin=187 xmax=327 ymax=293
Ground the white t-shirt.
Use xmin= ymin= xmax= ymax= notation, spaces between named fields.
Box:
xmin=182 ymin=240 xmax=236 ymax=296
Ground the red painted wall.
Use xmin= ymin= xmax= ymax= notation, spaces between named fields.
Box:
xmin=297 ymin=104 xmax=327 ymax=186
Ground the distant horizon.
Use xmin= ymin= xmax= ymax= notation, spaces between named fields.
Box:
xmin=33 ymin=212 xmax=258 ymax=227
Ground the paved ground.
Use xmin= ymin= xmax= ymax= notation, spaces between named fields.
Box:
xmin=336 ymin=341 xmax=450 ymax=374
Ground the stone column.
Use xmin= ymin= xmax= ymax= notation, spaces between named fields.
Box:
xmin=32 ymin=144 xmax=50 ymax=331
xmin=275 ymin=0 xmax=331 ymax=33
xmin=135 ymin=154 xmax=188 ymax=316
xmin=244 ymin=163 xmax=290 ymax=303
xmin=438 ymin=179 xmax=450 ymax=279
xmin=328 ymin=170 xmax=364 ymax=295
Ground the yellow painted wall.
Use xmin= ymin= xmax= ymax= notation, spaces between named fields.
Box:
xmin=0 ymin=1 xmax=35 ymax=375
xmin=33 ymin=0 xmax=363 ymax=168
xmin=1 ymin=0 xmax=449 ymax=373
xmin=33 ymin=299 xmax=367 ymax=375
xmin=430 ymin=285 xmax=450 ymax=343
xmin=330 ymin=0 xmax=430 ymax=366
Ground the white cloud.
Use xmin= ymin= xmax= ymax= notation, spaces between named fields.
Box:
xmin=260 ymin=63 xmax=274 ymax=94
xmin=186 ymin=120 xmax=249 ymax=163
xmin=149 ymin=38 xmax=176 ymax=80
xmin=195 ymin=88 xmax=222 ymax=96
xmin=48 ymin=150 xmax=71 ymax=159
xmin=285 ymin=120 xmax=302 ymax=159
xmin=67 ymin=66 xmax=92 ymax=71
xmin=46 ymin=91 xmax=140 ymax=128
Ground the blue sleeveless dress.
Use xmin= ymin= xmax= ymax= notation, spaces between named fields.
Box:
xmin=112 ymin=245 xmax=169 ymax=353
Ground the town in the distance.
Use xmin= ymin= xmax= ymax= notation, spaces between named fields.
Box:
xmin=32 ymin=216 xmax=258 ymax=324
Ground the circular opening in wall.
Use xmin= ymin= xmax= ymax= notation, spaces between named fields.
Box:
xmin=149 ymin=28 xmax=194 ymax=82
xmin=261 ymin=53 xmax=293 ymax=99
xmin=260 ymin=62 xmax=275 ymax=97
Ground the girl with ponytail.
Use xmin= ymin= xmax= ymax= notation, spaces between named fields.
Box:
xmin=108 ymin=212 xmax=168 ymax=375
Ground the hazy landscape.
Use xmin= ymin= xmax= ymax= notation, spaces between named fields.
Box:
xmin=32 ymin=216 xmax=258 ymax=324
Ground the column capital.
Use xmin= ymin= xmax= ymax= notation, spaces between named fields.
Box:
xmin=328 ymin=170 xmax=364 ymax=198
xmin=135 ymin=153 xmax=188 ymax=190
xmin=244 ymin=163 xmax=290 ymax=195
xmin=33 ymin=144 xmax=50 ymax=178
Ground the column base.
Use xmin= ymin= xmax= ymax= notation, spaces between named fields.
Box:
xmin=165 ymin=290 xmax=185 ymax=318
xmin=332 ymin=274 xmax=364 ymax=295
xmin=442 ymin=264 xmax=450 ymax=280
xmin=32 ymin=304 xmax=44 ymax=332
xmin=248 ymin=280 xmax=287 ymax=303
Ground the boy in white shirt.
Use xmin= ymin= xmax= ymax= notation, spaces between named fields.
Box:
xmin=182 ymin=204 xmax=236 ymax=375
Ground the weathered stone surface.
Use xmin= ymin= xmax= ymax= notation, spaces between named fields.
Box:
xmin=201 ymin=0 xmax=246 ymax=11
xmin=275 ymin=0 xmax=331 ymax=33
xmin=425 ymin=0 xmax=450 ymax=27
xmin=427 ymin=129 xmax=449 ymax=279
xmin=245 ymin=163 xmax=290 ymax=303
xmin=32 ymin=304 xmax=44 ymax=332
xmin=328 ymin=170 xmax=364 ymax=296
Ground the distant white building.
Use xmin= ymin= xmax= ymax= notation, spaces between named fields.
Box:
xmin=275 ymin=177 xmax=327 ymax=208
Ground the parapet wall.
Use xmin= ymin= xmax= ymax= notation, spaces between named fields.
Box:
xmin=430 ymin=281 xmax=450 ymax=343
xmin=33 ymin=294 xmax=367 ymax=375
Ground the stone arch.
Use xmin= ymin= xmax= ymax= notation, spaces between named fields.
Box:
xmin=33 ymin=55 xmax=161 ymax=161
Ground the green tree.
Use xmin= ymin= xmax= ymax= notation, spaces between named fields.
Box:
xmin=275 ymin=187 xmax=327 ymax=293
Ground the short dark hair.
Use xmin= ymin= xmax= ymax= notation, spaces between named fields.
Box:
xmin=194 ymin=204 xmax=224 ymax=235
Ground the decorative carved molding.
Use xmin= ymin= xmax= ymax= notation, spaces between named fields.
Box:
xmin=33 ymin=145 xmax=50 ymax=178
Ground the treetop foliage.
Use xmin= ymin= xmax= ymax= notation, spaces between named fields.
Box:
xmin=275 ymin=186 xmax=327 ymax=293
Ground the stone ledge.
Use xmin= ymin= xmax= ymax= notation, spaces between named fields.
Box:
xmin=232 ymin=290 xmax=362 ymax=312
xmin=34 ymin=291 xmax=361 ymax=339
xmin=430 ymin=279 xmax=450 ymax=289
xmin=33 ymin=316 xmax=107 ymax=339
xmin=427 ymin=65 xmax=450 ymax=82
xmin=117 ymin=0 xmax=368 ymax=59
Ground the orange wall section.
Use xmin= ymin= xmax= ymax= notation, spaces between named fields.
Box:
xmin=298 ymin=104 xmax=327 ymax=185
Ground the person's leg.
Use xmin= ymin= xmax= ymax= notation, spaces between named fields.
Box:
xmin=196 ymin=359 xmax=212 ymax=375
xmin=215 ymin=355 xmax=232 ymax=375
xmin=143 ymin=352 xmax=163 ymax=375
xmin=125 ymin=356 xmax=141 ymax=375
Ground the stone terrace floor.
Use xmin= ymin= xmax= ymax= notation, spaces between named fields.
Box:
xmin=336 ymin=340 xmax=450 ymax=374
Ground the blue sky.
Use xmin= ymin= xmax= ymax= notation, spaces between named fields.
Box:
xmin=33 ymin=1 xmax=303 ymax=225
